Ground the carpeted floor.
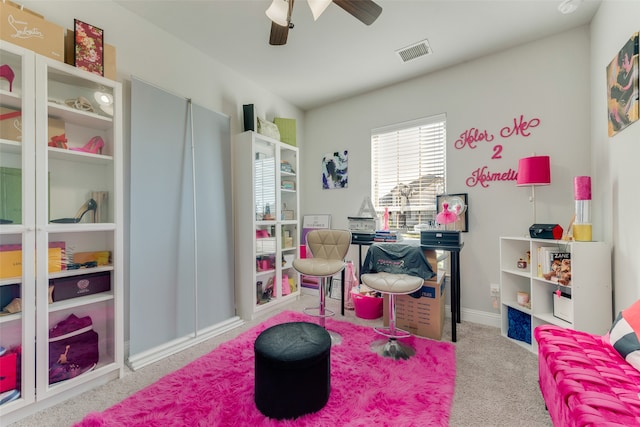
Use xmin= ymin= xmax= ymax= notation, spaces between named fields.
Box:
xmin=74 ymin=311 xmax=456 ymax=426
xmin=9 ymin=295 xmax=553 ymax=426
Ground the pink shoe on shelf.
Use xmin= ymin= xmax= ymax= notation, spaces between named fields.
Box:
xmin=0 ymin=64 xmax=15 ymax=92
xmin=70 ymin=136 xmax=104 ymax=154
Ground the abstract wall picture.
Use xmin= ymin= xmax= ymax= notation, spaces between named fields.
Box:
xmin=607 ymin=32 xmax=639 ymax=136
xmin=322 ymin=150 xmax=348 ymax=189
xmin=74 ymin=19 xmax=104 ymax=76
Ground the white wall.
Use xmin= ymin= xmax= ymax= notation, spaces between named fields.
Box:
xmin=303 ymin=27 xmax=591 ymax=320
xmin=590 ymin=0 xmax=640 ymax=313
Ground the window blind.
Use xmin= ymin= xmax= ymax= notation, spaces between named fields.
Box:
xmin=371 ymin=114 xmax=446 ymax=228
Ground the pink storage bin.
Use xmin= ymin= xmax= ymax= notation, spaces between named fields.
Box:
xmin=351 ymin=290 xmax=382 ymax=319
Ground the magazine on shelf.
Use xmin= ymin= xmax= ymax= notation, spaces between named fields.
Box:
xmin=542 ymin=251 xmax=571 ymax=286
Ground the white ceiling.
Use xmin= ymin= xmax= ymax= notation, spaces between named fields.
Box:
xmin=116 ymin=0 xmax=601 ymax=111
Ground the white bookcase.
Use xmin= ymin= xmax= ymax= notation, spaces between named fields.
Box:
xmin=233 ymin=131 xmax=300 ymax=320
xmin=499 ymin=236 xmax=611 ymax=353
xmin=0 ymin=40 xmax=123 ymax=423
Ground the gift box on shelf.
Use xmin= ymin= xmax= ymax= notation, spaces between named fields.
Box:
xmin=50 ymin=271 xmax=111 ymax=302
xmin=0 ymin=352 xmax=17 ymax=392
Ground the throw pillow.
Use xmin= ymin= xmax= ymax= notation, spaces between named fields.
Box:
xmin=257 ymin=117 xmax=281 ymax=141
xmin=607 ymin=298 xmax=640 ymax=371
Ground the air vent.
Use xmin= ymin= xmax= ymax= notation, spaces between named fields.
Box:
xmin=395 ymin=39 xmax=432 ymax=63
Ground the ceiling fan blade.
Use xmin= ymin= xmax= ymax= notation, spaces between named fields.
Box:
xmin=269 ymin=22 xmax=289 ymax=45
xmin=268 ymin=0 xmax=295 ymax=45
xmin=333 ymin=0 xmax=382 ymax=25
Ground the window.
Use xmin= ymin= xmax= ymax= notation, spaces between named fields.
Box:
xmin=371 ymin=114 xmax=446 ymax=230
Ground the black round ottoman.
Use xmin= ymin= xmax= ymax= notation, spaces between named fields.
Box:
xmin=254 ymin=321 xmax=331 ymax=419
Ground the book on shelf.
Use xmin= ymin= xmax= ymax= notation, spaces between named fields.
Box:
xmin=537 ymin=246 xmax=558 ymax=277
xmin=541 ymin=250 xmax=571 ymax=286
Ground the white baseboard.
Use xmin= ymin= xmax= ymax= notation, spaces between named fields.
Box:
xmin=445 ymin=304 xmax=501 ymax=329
xmin=126 ymin=316 xmax=244 ymax=371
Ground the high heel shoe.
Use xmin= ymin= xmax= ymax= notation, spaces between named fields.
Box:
xmin=0 ymin=64 xmax=15 ymax=92
xmin=48 ymin=134 xmax=68 ymax=149
xmin=50 ymin=199 xmax=97 ymax=223
xmin=70 ymin=136 xmax=104 ymax=154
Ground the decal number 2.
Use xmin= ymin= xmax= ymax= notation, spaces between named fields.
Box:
xmin=492 ymin=144 xmax=503 ymax=159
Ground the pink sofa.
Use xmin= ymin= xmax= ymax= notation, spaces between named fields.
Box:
xmin=534 ymin=325 xmax=640 ymax=426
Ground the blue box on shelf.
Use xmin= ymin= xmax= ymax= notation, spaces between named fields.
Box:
xmin=507 ymin=306 xmax=531 ymax=344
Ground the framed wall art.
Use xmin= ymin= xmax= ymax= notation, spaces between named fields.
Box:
xmin=436 ymin=193 xmax=469 ymax=232
xmin=606 ymin=32 xmax=639 ymax=136
xmin=322 ymin=150 xmax=348 ymax=189
xmin=74 ymin=19 xmax=104 ymax=76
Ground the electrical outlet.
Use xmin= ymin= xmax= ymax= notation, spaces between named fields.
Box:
xmin=490 ymin=283 xmax=500 ymax=297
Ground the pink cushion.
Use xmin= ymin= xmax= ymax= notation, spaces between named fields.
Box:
xmin=535 ymin=325 xmax=640 ymax=426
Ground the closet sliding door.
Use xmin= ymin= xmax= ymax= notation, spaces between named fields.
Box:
xmin=128 ymin=78 xmax=236 ymax=369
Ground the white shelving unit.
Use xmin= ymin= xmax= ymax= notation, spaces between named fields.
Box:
xmin=0 ymin=40 xmax=123 ymax=423
xmin=234 ymin=131 xmax=300 ymax=320
xmin=499 ymin=236 xmax=612 ymax=353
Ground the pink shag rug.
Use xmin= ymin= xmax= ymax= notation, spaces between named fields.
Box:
xmin=75 ymin=311 xmax=456 ymax=426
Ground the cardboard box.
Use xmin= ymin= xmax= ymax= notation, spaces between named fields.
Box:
xmin=0 ymin=107 xmax=22 ymax=142
xmin=0 ymin=109 xmax=65 ymax=144
xmin=73 ymin=251 xmax=110 ymax=266
xmin=48 ymin=117 xmax=65 ymax=142
xmin=383 ymin=271 xmax=446 ymax=340
xmin=50 ymin=271 xmax=111 ymax=302
xmin=423 ymin=249 xmax=438 ymax=279
xmin=0 ymin=242 xmax=65 ymax=278
xmin=0 ymin=2 xmax=64 ymax=62
xmin=65 ymin=29 xmax=116 ymax=80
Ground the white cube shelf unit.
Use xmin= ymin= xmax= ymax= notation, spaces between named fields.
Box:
xmin=499 ymin=236 xmax=612 ymax=353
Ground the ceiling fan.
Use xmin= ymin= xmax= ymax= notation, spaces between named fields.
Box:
xmin=266 ymin=0 xmax=383 ymax=46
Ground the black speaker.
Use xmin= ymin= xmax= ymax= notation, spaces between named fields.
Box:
xmin=243 ymin=104 xmax=256 ymax=132
xmin=529 ymin=224 xmax=563 ymax=240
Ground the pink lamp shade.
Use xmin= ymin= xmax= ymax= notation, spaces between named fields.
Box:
xmin=574 ymin=176 xmax=591 ymax=200
xmin=516 ymin=156 xmax=551 ymax=186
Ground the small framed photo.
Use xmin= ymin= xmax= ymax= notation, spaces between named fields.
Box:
xmin=436 ymin=193 xmax=469 ymax=232
xmin=74 ymin=19 xmax=104 ymax=76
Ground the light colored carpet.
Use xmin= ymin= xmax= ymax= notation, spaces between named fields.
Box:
xmin=9 ymin=295 xmax=552 ymax=427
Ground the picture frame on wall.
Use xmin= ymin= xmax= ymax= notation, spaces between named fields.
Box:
xmin=606 ymin=32 xmax=639 ymax=137
xmin=436 ymin=193 xmax=469 ymax=232
xmin=74 ymin=19 xmax=104 ymax=76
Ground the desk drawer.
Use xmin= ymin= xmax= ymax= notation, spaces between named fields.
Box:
xmin=421 ymin=230 xmax=461 ymax=246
